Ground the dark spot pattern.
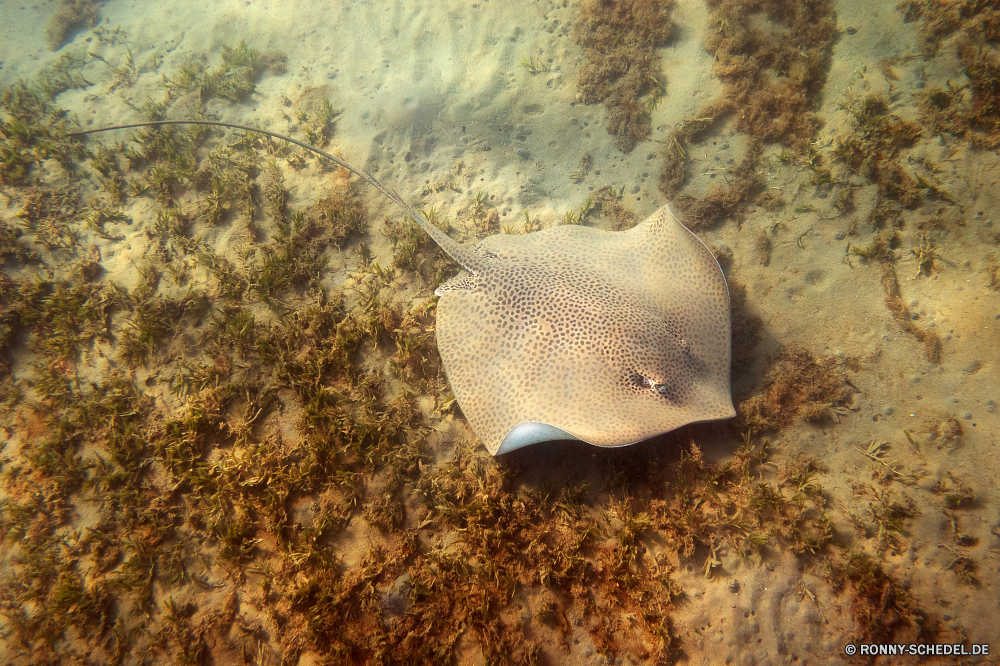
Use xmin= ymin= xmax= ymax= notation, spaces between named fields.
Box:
xmin=435 ymin=205 xmax=734 ymax=454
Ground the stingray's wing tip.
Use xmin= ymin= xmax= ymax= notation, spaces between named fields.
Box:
xmin=492 ymin=422 xmax=584 ymax=455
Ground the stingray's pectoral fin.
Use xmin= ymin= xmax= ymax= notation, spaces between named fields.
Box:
xmin=494 ymin=422 xmax=584 ymax=455
xmin=434 ymin=272 xmax=477 ymax=296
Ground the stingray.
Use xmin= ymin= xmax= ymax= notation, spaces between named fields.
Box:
xmin=72 ymin=121 xmax=735 ymax=455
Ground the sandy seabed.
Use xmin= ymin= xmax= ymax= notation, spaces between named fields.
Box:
xmin=0 ymin=0 xmax=998 ymax=664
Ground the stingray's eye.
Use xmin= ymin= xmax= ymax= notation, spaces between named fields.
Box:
xmin=628 ymin=373 xmax=655 ymax=390
xmin=628 ymin=373 xmax=674 ymax=396
xmin=627 ymin=372 xmax=680 ymax=402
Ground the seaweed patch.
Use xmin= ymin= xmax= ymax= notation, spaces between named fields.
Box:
xmin=574 ymin=0 xmax=675 ymax=152
xmin=46 ymin=0 xmax=106 ymax=52
xmin=659 ymin=0 xmax=837 ymax=205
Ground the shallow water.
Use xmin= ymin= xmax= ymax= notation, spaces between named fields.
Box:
xmin=0 ymin=1 xmax=998 ymax=664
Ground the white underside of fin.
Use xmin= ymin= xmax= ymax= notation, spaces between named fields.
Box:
xmin=495 ymin=422 xmax=584 ymax=455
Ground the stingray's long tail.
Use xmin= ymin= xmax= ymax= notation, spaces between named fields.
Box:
xmin=68 ymin=120 xmax=479 ymax=272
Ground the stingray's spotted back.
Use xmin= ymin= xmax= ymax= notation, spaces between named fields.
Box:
xmin=435 ymin=205 xmax=734 ymax=455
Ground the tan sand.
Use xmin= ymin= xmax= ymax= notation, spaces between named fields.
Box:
xmin=0 ymin=0 xmax=997 ymax=664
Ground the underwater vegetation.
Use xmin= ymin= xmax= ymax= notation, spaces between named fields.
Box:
xmin=659 ymin=0 xmax=837 ymax=210
xmin=906 ymin=0 xmax=1000 ymax=149
xmin=574 ymin=0 xmax=675 ymax=152
xmin=1 ymin=2 xmax=997 ymax=661
xmin=737 ymin=347 xmax=856 ymax=434
xmin=0 ymin=83 xmax=85 ymax=186
xmin=162 ymin=41 xmax=288 ymax=104
xmin=46 ymin=0 xmax=106 ymax=52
